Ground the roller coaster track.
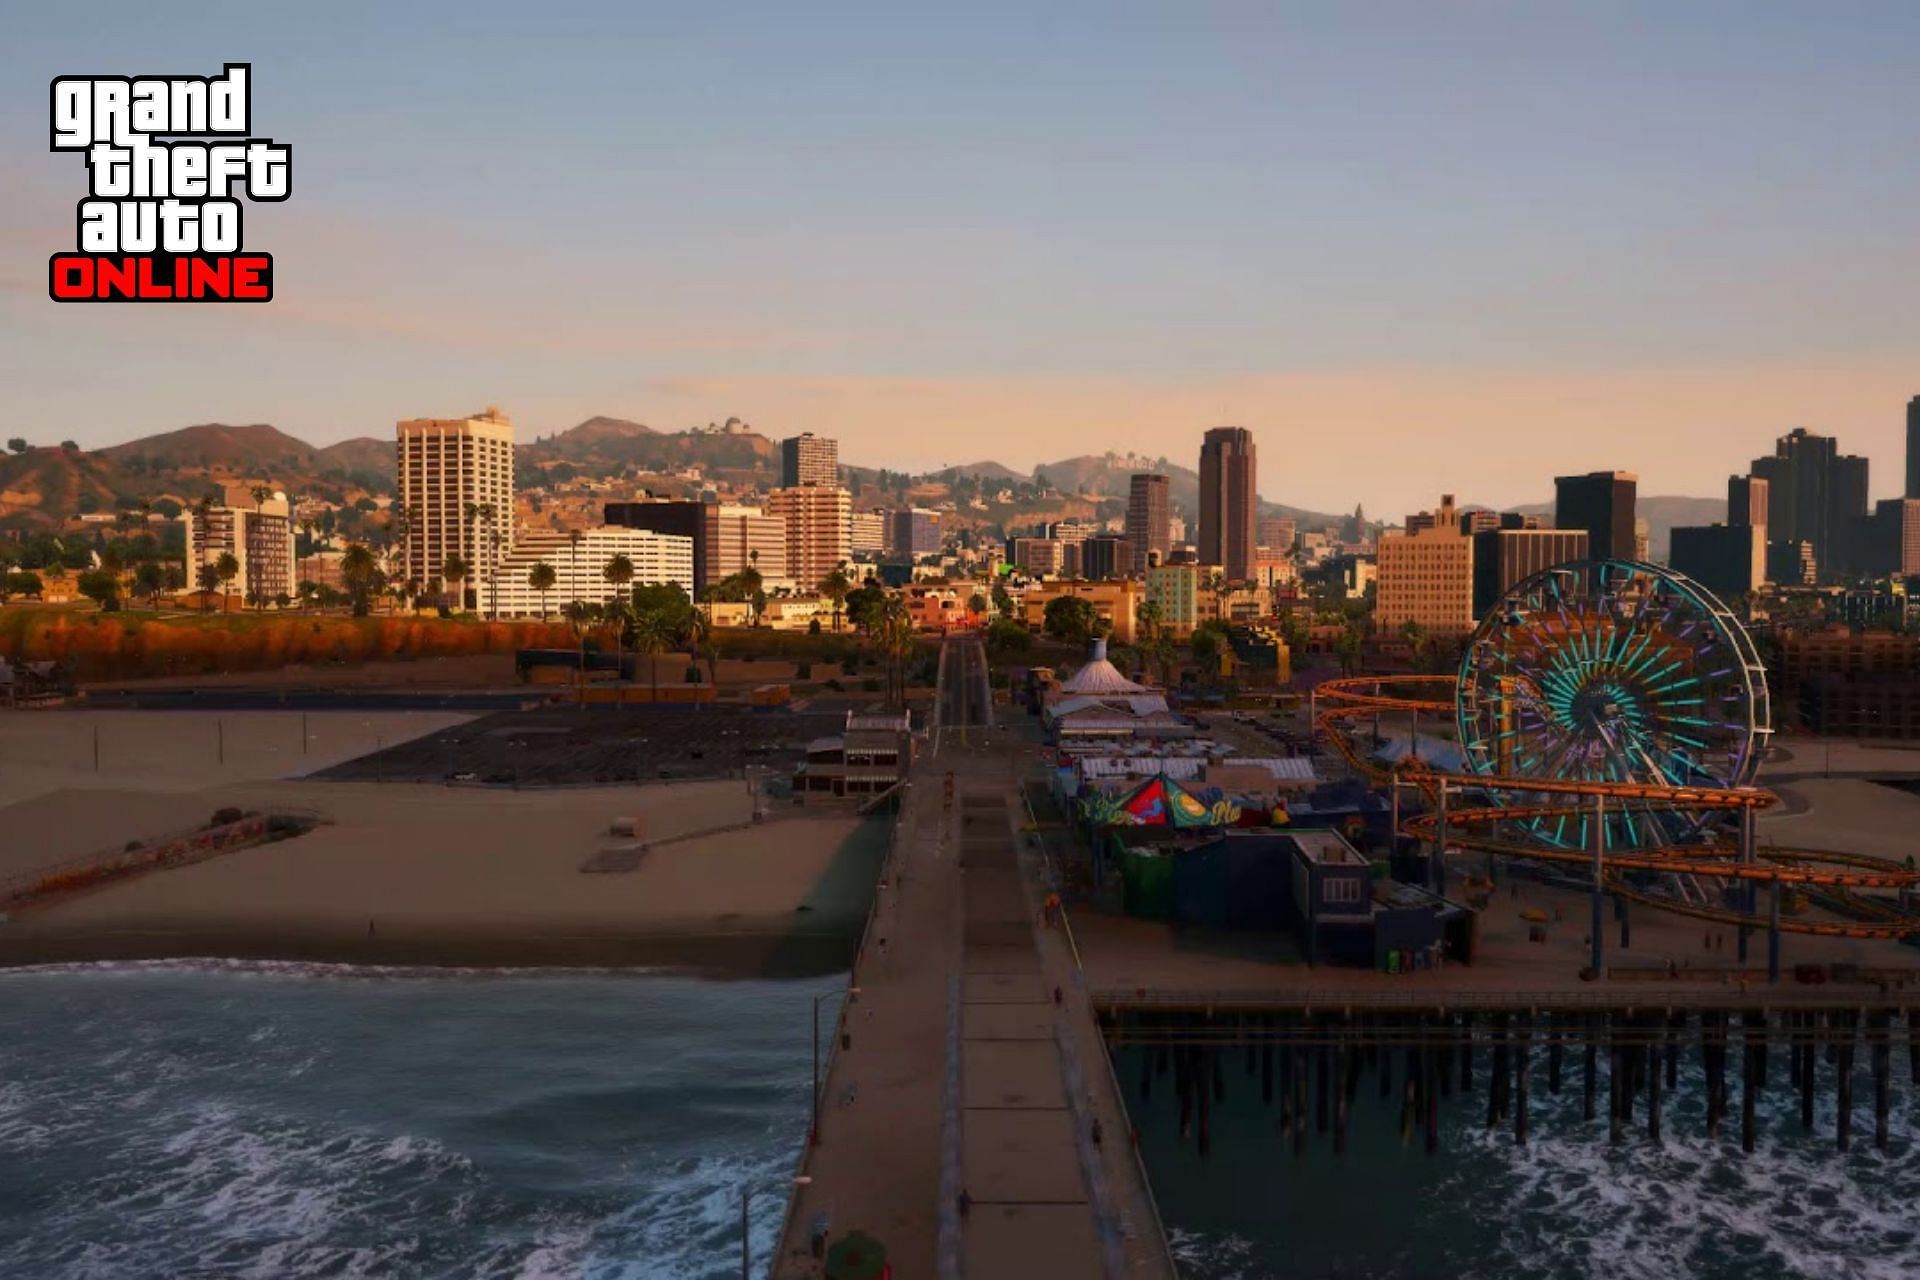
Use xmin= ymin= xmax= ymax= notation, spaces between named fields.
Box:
xmin=1315 ymin=675 xmax=1920 ymax=940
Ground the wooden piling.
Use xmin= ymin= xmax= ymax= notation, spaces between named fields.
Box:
xmin=1334 ymin=1034 xmax=1349 ymax=1158
xmin=1871 ymin=1009 xmax=1891 ymax=1154
xmin=1648 ymin=1017 xmax=1663 ymax=1145
xmin=1547 ymin=1014 xmax=1563 ymax=1095
xmin=1583 ymin=1016 xmax=1599 ymax=1123
xmin=1836 ymin=1010 xmax=1855 ymax=1153
xmin=1800 ymin=1013 xmax=1816 ymax=1133
xmin=1424 ymin=1044 xmax=1440 ymax=1156
xmin=1515 ymin=1017 xmax=1531 ymax=1147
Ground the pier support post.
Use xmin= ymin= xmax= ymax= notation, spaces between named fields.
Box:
xmin=1872 ymin=1010 xmax=1892 ymax=1153
xmin=1515 ymin=1018 xmax=1531 ymax=1146
xmin=1582 ymin=1017 xmax=1598 ymax=1123
xmin=1547 ymin=1014 xmax=1563 ymax=1095
xmin=1738 ymin=804 xmax=1756 ymax=964
xmin=1434 ymin=782 xmax=1449 ymax=896
xmin=1424 ymin=1043 xmax=1440 ymax=1156
xmin=1741 ymin=1020 xmax=1758 ymax=1156
xmin=1648 ymin=1014 xmax=1664 ymax=1144
xmin=1800 ymin=1014 xmax=1816 ymax=1132
xmin=1589 ymin=795 xmax=1606 ymax=976
xmin=1768 ymin=881 xmax=1782 ymax=983
xmin=1837 ymin=1011 xmax=1855 ymax=1153
xmin=1334 ymin=1033 xmax=1349 ymax=1158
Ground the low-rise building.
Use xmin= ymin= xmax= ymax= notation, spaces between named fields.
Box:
xmin=487 ymin=527 xmax=694 ymax=617
xmin=1022 ymin=579 xmax=1143 ymax=644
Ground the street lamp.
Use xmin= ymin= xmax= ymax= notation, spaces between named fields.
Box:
xmin=741 ymin=1176 xmax=812 ymax=1280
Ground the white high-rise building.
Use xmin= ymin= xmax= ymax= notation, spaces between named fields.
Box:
xmin=395 ymin=407 xmax=515 ymax=609
xmin=183 ymin=489 xmax=297 ymax=604
xmin=489 ymin=528 xmax=695 ymax=617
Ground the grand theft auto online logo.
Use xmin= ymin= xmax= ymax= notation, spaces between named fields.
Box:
xmin=48 ymin=64 xmax=289 ymax=302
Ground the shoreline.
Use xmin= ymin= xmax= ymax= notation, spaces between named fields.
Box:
xmin=0 ymin=920 xmax=864 ymax=980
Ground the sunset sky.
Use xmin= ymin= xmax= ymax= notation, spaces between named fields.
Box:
xmin=5 ymin=1 xmax=1918 ymax=517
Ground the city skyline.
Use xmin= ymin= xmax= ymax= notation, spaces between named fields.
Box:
xmin=5 ymin=3 xmax=1920 ymax=519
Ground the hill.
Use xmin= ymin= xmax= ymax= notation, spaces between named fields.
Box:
xmin=99 ymin=423 xmax=317 ymax=474
xmin=520 ymin=417 xmax=777 ymax=478
xmin=0 ymin=446 xmax=122 ymax=527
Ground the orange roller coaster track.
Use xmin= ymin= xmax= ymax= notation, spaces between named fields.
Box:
xmin=1313 ymin=674 xmax=1920 ymax=940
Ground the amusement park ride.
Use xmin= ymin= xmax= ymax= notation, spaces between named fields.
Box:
xmin=1314 ymin=559 xmax=1920 ymax=974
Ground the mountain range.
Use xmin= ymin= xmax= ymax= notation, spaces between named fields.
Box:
xmin=0 ymin=417 xmax=1714 ymax=552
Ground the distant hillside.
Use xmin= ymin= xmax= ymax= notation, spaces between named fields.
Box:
xmin=100 ymin=423 xmax=318 ymax=474
xmin=0 ymin=446 xmax=122 ymax=527
xmin=0 ymin=424 xmax=396 ymax=529
xmin=520 ymin=416 xmax=776 ymax=478
xmin=1031 ymin=452 xmax=1351 ymax=531
xmin=1509 ymin=495 xmax=1724 ymax=561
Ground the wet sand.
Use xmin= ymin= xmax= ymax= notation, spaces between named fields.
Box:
xmin=0 ymin=711 xmax=886 ymax=975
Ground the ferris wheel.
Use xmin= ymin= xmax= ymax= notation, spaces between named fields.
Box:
xmin=1455 ymin=559 xmax=1771 ymax=849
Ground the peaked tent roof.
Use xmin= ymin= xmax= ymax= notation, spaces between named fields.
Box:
xmin=1059 ymin=637 xmax=1150 ymax=696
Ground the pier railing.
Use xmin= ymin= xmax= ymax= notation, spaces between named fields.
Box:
xmin=1092 ymin=983 xmax=1920 ymax=1014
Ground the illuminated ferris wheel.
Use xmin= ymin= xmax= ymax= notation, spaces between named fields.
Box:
xmin=1456 ymin=559 xmax=1771 ymax=849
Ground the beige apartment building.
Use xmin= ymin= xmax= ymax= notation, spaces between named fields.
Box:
xmin=706 ymin=504 xmax=790 ymax=590
xmin=780 ymin=432 xmax=839 ymax=488
xmin=1376 ymin=494 xmax=1475 ymax=636
xmin=766 ymin=485 xmax=852 ymax=586
xmin=488 ymin=527 xmax=695 ymax=617
xmin=184 ymin=489 xmax=297 ymax=603
xmin=396 ymin=407 xmax=515 ymax=608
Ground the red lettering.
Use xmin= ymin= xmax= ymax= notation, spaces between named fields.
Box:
xmin=96 ymin=258 xmax=139 ymax=299
xmin=49 ymin=255 xmax=93 ymax=299
xmin=232 ymin=256 xmax=270 ymax=300
xmin=136 ymin=257 xmax=173 ymax=298
xmin=188 ymin=257 xmax=231 ymax=296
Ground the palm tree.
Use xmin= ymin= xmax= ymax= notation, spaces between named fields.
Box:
xmin=442 ymin=553 xmax=469 ymax=612
xmin=214 ymin=551 xmax=240 ymax=612
xmin=872 ymin=595 xmax=915 ymax=708
xmin=528 ymin=561 xmax=557 ymax=619
xmin=630 ymin=609 xmax=675 ymax=703
xmin=341 ymin=543 xmax=379 ymax=617
xmin=1204 ymin=570 xmax=1232 ymax=625
xmin=197 ymin=562 xmax=220 ymax=607
xmin=688 ymin=604 xmax=717 ymax=688
xmin=602 ymin=553 xmax=634 ymax=608
xmin=819 ymin=562 xmax=853 ymax=632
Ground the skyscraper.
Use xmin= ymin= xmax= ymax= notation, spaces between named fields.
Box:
xmin=1908 ymin=396 xmax=1920 ymax=500
xmin=766 ymin=485 xmax=852 ymax=585
xmin=780 ymin=432 xmax=838 ymax=488
xmin=1198 ymin=426 xmax=1257 ymax=581
xmin=1745 ymin=428 xmax=1870 ymax=580
xmin=1125 ymin=473 xmax=1170 ymax=573
xmin=396 ymin=407 xmax=515 ymax=608
xmin=1553 ymin=471 xmax=1637 ymax=562
xmin=1728 ymin=474 xmax=1768 ymax=528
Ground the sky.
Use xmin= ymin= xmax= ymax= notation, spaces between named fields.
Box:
xmin=4 ymin=1 xmax=1918 ymax=518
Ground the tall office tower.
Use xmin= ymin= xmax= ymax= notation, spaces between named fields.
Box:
xmin=766 ymin=485 xmax=852 ymax=585
xmin=1669 ymin=525 xmax=1766 ymax=602
xmin=1257 ymin=516 xmax=1295 ymax=553
xmin=1377 ymin=495 xmax=1474 ymax=636
xmin=1079 ymin=534 xmax=1134 ymax=581
xmin=889 ymin=508 xmax=943 ymax=557
xmin=396 ymin=408 xmax=515 ymax=608
xmin=183 ymin=488 xmax=298 ymax=604
xmin=1908 ymin=396 xmax=1920 ymax=499
xmin=1867 ymin=498 xmax=1920 ymax=578
xmin=1470 ymin=527 xmax=1589 ymax=619
xmin=706 ymin=504 xmax=790 ymax=587
xmin=849 ymin=511 xmax=888 ymax=557
xmin=780 ymin=432 xmax=838 ymax=488
xmin=1125 ymin=473 xmax=1170 ymax=573
xmin=1198 ymin=426 xmax=1257 ymax=581
xmin=1553 ymin=470 xmax=1637 ymax=562
xmin=1746 ymin=428 xmax=1871 ymax=580
xmin=1728 ymin=474 xmax=1769 ymax=528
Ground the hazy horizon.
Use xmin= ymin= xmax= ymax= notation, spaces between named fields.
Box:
xmin=5 ymin=2 xmax=1917 ymax=516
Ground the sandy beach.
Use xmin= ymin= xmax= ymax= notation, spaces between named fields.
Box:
xmin=0 ymin=710 xmax=886 ymax=974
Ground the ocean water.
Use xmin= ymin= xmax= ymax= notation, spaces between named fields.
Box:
xmin=0 ymin=963 xmax=842 ymax=1280
xmin=1120 ymin=1043 xmax=1920 ymax=1280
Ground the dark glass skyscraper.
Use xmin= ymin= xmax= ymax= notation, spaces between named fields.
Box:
xmin=1907 ymin=395 xmax=1920 ymax=499
xmin=1744 ymin=428 xmax=1870 ymax=580
xmin=1198 ymin=426 xmax=1257 ymax=581
xmin=1125 ymin=473 xmax=1170 ymax=573
xmin=1552 ymin=471 xmax=1637 ymax=562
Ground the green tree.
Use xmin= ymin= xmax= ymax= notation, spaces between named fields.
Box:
xmin=341 ymin=543 xmax=380 ymax=617
xmin=991 ymin=581 xmax=1014 ymax=617
xmin=214 ymin=551 xmax=240 ymax=611
xmin=76 ymin=568 xmax=120 ymax=608
xmin=818 ymin=562 xmax=854 ymax=632
xmin=5 ymin=438 xmax=26 ymax=454
xmin=3 ymin=570 xmax=44 ymax=600
xmin=1042 ymin=594 xmax=1100 ymax=646
xmin=629 ymin=609 xmax=676 ymax=702
xmin=134 ymin=559 xmax=165 ymax=608
xmin=985 ymin=616 xmax=1033 ymax=661
xmin=602 ymin=553 xmax=635 ymax=608
xmin=528 ymin=561 xmax=557 ymax=618
xmin=441 ymin=553 xmax=469 ymax=612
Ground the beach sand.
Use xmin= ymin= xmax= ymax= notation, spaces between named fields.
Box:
xmin=0 ymin=710 xmax=886 ymax=975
